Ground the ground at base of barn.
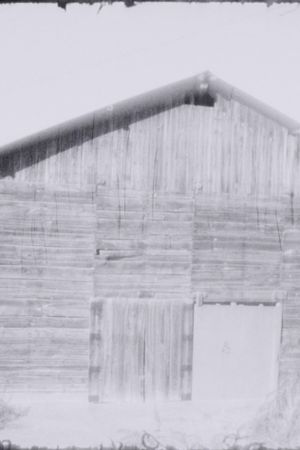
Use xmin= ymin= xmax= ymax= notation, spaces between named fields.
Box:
xmin=2 ymin=390 xmax=300 ymax=450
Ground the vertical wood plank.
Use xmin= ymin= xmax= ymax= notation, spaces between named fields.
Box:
xmin=88 ymin=301 xmax=102 ymax=402
xmin=180 ymin=303 xmax=194 ymax=400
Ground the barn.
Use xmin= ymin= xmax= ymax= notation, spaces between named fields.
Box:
xmin=0 ymin=71 xmax=299 ymax=405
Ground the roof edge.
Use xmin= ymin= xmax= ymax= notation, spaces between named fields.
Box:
xmin=207 ymin=74 xmax=300 ymax=134
xmin=0 ymin=71 xmax=299 ymax=158
xmin=0 ymin=72 xmax=209 ymax=158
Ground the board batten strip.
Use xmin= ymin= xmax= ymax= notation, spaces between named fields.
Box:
xmin=180 ymin=303 xmax=194 ymax=400
xmin=89 ymin=301 xmax=103 ymax=402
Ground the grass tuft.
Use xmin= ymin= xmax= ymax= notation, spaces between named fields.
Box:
xmin=0 ymin=398 xmax=26 ymax=429
xmin=245 ymin=372 xmax=300 ymax=448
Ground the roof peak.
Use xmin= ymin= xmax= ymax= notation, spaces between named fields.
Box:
xmin=0 ymin=71 xmax=299 ymax=158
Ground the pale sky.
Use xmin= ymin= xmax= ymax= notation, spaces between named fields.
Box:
xmin=1 ymin=3 xmax=300 ymax=146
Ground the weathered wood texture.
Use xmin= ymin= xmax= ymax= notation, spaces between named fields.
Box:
xmin=0 ymin=183 xmax=95 ymax=392
xmin=89 ymin=299 xmax=194 ymax=402
xmin=95 ymin=189 xmax=193 ymax=299
xmin=192 ymin=192 xmax=300 ymax=379
xmin=0 ymin=93 xmax=300 ymax=396
xmin=90 ymin=189 xmax=194 ymax=401
xmin=192 ymin=195 xmax=284 ymax=303
xmin=89 ymin=189 xmax=300 ymax=400
xmin=2 ymin=96 xmax=300 ymax=197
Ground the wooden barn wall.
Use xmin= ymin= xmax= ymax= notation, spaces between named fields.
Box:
xmin=0 ymin=182 xmax=95 ymax=392
xmin=192 ymin=192 xmax=300 ymax=380
xmin=279 ymin=199 xmax=300 ymax=378
xmin=0 ymin=95 xmax=300 ymax=395
xmin=192 ymin=195 xmax=284 ymax=305
xmin=90 ymin=188 xmax=194 ymax=402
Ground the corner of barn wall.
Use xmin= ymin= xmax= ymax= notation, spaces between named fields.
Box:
xmin=0 ymin=152 xmax=97 ymax=393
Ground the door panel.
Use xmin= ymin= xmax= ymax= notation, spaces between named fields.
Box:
xmin=192 ymin=303 xmax=282 ymax=402
xmin=89 ymin=299 xmax=193 ymax=402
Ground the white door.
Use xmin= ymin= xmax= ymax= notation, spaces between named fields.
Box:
xmin=192 ymin=303 xmax=282 ymax=402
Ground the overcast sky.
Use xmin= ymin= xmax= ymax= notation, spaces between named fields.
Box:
xmin=1 ymin=3 xmax=300 ymax=146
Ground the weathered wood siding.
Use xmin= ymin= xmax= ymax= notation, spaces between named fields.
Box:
xmin=90 ymin=189 xmax=194 ymax=401
xmin=280 ymin=198 xmax=300 ymax=378
xmin=191 ymin=193 xmax=300 ymax=379
xmin=192 ymin=195 xmax=284 ymax=304
xmin=94 ymin=189 xmax=193 ymax=300
xmin=90 ymin=299 xmax=193 ymax=402
xmin=0 ymin=182 xmax=95 ymax=392
xmin=2 ymin=97 xmax=300 ymax=197
xmin=0 ymin=92 xmax=300 ymax=396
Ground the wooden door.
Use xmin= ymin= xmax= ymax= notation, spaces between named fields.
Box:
xmin=89 ymin=299 xmax=193 ymax=402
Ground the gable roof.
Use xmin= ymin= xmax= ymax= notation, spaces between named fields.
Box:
xmin=1 ymin=71 xmax=299 ymax=158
